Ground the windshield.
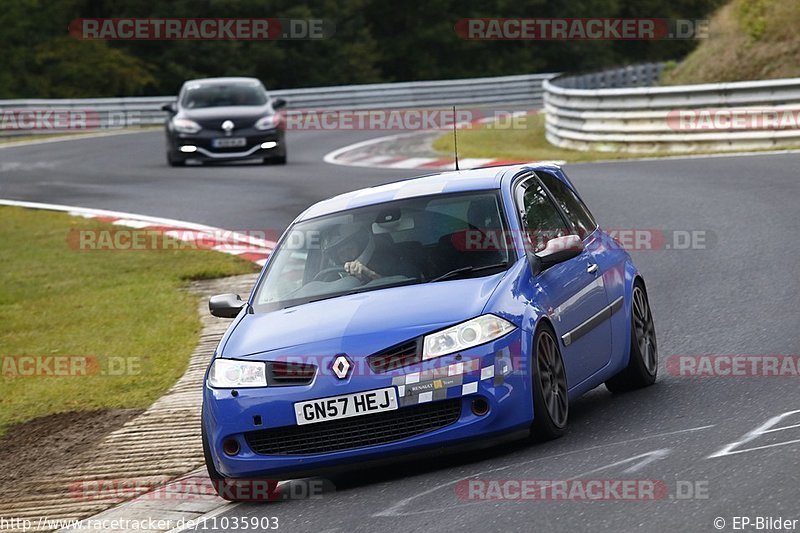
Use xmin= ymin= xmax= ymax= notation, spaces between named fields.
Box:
xmin=181 ymin=83 xmax=267 ymax=109
xmin=252 ymin=191 xmax=513 ymax=312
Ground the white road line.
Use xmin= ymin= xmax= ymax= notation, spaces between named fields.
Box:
xmin=456 ymin=158 xmax=496 ymax=169
xmin=323 ymin=129 xmax=800 ymax=172
xmin=708 ymin=410 xmax=800 ymax=458
xmin=0 ymin=128 xmax=156 ymax=150
xmin=373 ymin=423 xmax=715 ymax=518
xmin=385 ymin=157 xmax=438 ymax=169
xmin=165 ymin=503 xmax=242 ymax=533
xmin=165 ymin=479 xmax=292 ymax=533
xmin=323 ymin=134 xmax=404 ymax=165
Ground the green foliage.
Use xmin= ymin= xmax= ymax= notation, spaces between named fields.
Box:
xmin=735 ymin=0 xmax=771 ymax=41
xmin=28 ymin=38 xmax=156 ymax=98
xmin=0 ymin=0 xmax=726 ymax=98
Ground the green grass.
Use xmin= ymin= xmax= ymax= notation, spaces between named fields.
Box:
xmin=433 ymin=113 xmax=624 ymax=163
xmin=432 ymin=112 xmax=800 ymax=163
xmin=0 ymin=207 xmax=258 ymax=436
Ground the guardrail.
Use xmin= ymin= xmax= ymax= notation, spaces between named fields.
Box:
xmin=0 ymin=73 xmax=556 ymax=136
xmin=543 ymin=63 xmax=800 ymax=152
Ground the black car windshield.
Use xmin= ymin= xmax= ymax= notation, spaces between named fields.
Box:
xmin=252 ymin=191 xmax=514 ymax=312
xmin=181 ymin=83 xmax=267 ymax=109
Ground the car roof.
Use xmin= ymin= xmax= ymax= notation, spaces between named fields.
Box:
xmin=297 ymin=162 xmax=563 ymax=221
xmin=182 ymin=77 xmax=262 ymax=87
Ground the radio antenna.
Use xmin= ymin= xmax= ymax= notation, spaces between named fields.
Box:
xmin=452 ymin=105 xmax=460 ymax=171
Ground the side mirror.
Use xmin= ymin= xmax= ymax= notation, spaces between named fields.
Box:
xmin=209 ymin=293 xmax=245 ymax=318
xmin=272 ymin=97 xmax=287 ymax=110
xmin=161 ymin=102 xmax=177 ymax=113
xmin=531 ymin=235 xmax=583 ymax=275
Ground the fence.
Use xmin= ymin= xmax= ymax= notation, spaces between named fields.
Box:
xmin=0 ymin=73 xmax=556 ymax=136
xmin=543 ymin=63 xmax=800 ymax=152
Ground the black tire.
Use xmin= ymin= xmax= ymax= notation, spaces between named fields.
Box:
xmin=167 ymin=152 xmax=186 ymax=167
xmin=605 ymin=281 xmax=658 ymax=393
xmin=530 ymin=323 xmax=568 ymax=441
xmin=202 ymin=423 xmax=279 ymax=502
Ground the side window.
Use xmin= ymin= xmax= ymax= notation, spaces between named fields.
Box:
xmin=518 ymin=179 xmax=569 ymax=253
xmin=537 ymin=172 xmax=597 ymax=238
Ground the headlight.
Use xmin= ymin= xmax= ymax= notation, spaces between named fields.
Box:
xmin=208 ymin=359 xmax=267 ymax=388
xmin=172 ymin=118 xmax=201 ymax=134
xmin=422 ymin=314 xmax=516 ymax=360
xmin=255 ymin=115 xmax=280 ymax=130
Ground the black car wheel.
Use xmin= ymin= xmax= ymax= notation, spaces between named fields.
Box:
xmin=605 ymin=280 xmax=658 ymax=393
xmin=531 ymin=323 xmax=568 ymax=440
xmin=167 ymin=152 xmax=186 ymax=167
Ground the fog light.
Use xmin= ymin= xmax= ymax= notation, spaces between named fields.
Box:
xmin=222 ymin=438 xmax=240 ymax=456
xmin=260 ymin=141 xmax=278 ymax=149
xmin=471 ymin=397 xmax=490 ymax=416
xmin=179 ymin=145 xmax=197 ymax=153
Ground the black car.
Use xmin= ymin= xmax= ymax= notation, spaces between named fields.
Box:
xmin=161 ymin=77 xmax=287 ymax=166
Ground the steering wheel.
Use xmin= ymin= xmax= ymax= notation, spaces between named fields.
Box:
xmin=313 ymin=267 xmax=349 ymax=282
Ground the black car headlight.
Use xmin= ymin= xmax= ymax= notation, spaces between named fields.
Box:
xmin=255 ymin=115 xmax=280 ymax=130
xmin=172 ymin=118 xmax=202 ymax=134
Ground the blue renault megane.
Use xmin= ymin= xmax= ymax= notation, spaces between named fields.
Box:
xmin=202 ymin=163 xmax=658 ymax=500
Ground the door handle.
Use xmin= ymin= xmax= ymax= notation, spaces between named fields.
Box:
xmin=587 ymin=263 xmax=599 ymax=274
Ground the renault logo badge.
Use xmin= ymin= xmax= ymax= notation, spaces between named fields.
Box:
xmin=221 ymin=120 xmax=234 ymax=132
xmin=331 ymin=355 xmax=352 ymax=380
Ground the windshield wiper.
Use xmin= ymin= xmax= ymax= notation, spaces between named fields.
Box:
xmin=305 ymin=289 xmax=364 ymax=305
xmin=429 ymin=263 xmax=509 ymax=283
xmin=300 ymin=280 xmax=419 ymax=306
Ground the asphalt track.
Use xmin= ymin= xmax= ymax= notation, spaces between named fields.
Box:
xmin=2 ymin=129 xmax=800 ymax=532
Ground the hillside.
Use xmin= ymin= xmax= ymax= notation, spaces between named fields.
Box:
xmin=662 ymin=0 xmax=800 ymax=84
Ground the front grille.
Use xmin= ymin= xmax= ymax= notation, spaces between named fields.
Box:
xmin=195 ymin=118 xmax=258 ymax=130
xmin=245 ymin=399 xmax=462 ymax=455
xmin=367 ymin=339 xmax=420 ymax=373
xmin=266 ymin=361 xmax=316 ymax=387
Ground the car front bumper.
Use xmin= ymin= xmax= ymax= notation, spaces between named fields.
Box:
xmin=167 ymin=128 xmax=285 ymax=161
xmin=202 ymin=330 xmax=533 ymax=480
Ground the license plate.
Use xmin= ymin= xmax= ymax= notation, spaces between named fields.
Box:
xmin=294 ymin=387 xmax=398 ymax=426
xmin=212 ymin=137 xmax=246 ymax=148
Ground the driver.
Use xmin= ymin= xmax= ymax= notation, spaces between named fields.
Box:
xmin=324 ymin=223 xmax=417 ymax=282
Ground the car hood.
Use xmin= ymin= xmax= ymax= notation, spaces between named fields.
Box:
xmin=223 ymin=273 xmax=507 ymax=358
